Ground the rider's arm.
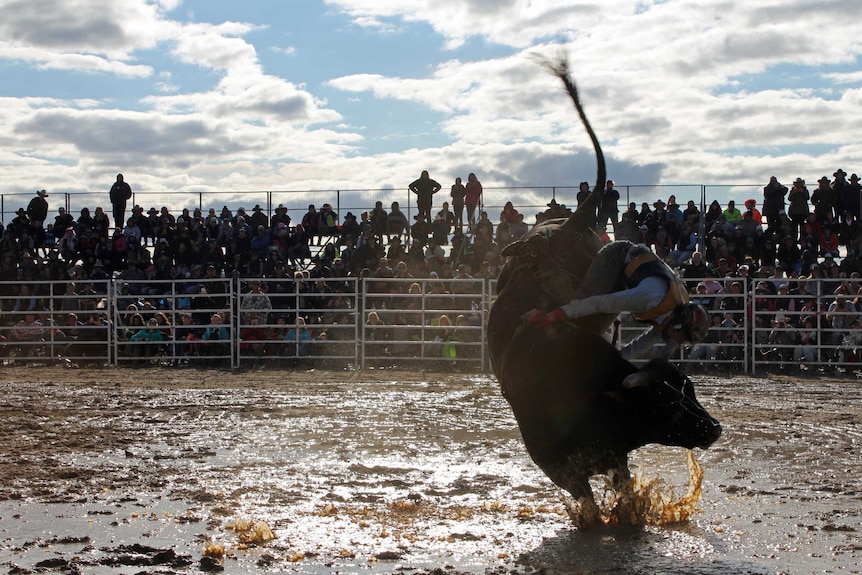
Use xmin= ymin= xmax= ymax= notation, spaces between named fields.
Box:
xmin=620 ymin=327 xmax=679 ymax=361
xmin=560 ymin=276 xmax=668 ymax=319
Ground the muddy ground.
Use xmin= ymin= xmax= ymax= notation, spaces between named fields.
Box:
xmin=0 ymin=367 xmax=860 ymax=574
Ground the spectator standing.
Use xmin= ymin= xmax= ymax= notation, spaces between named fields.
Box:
xmin=409 ymin=170 xmax=441 ymax=223
xmin=109 ymin=174 xmax=132 ymax=232
xmin=387 ymin=201 xmax=408 ymax=241
xmin=598 ymin=179 xmax=620 ymax=232
xmin=369 ymin=201 xmax=389 ymax=242
xmin=450 ymin=177 xmax=466 ymax=227
xmin=575 ymin=181 xmax=590 ymax=205
xmin=302 ymin=205 xmax=319 ymax=242
xmin=27 ymin=189 xmax=49 ymax=246
xmin=812 ymin=176 xmax=837 ymax=226
xmin=832 ymin=169 xmax=849 ymax=222
xmin=762 ymin=176 xmax=788 ymax=226
xmin=464 ymin=173 xmax=482 ymax=231
xmin=787 ymin=178 xmax=810 ymax=239
xmin=844 ymin=173 xmax=862 ymax=222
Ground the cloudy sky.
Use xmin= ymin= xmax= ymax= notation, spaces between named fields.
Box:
xmin=1 ymin=0 xmax=862 ymax=211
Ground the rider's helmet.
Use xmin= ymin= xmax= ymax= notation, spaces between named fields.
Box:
xmin=669 ymin=303 xmax=710 ymax=345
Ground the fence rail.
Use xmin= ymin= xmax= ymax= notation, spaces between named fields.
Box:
xmin=1 ymin=184 xmax=777 ymax=233
xmin=1 ymin=277 xmax=859 ymax=375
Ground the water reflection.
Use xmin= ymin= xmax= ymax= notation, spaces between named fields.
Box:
xmin=0 ymin=372 xmax=859 ymax=573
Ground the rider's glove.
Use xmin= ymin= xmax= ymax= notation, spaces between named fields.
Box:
xmin=522 ymin=307 xmax=568 ymax=329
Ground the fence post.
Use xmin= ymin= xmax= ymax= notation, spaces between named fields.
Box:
xmin=231 ymin=276 xmax=239 ymax=369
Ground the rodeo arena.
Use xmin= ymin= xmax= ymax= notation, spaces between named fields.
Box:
xmin=3 ymin=61 xmax=862 ymax=575
xmin=2 ymin=174 xmax=862 ymax=375
xmin=4 ymin=173 xmax=862 ymax=574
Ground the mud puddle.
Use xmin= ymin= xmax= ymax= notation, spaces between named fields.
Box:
xmin=0 ymin=368 xmax=860 ymax=574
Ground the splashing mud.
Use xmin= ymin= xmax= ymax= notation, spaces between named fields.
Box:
xmin=0 ymin=367 xmax=860 ymax=574
xmin=564 ymin=450 xmax=705 ymax=527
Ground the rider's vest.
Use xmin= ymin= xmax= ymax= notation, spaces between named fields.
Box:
xmin=622 ymin=251 xmax=690 ymax=322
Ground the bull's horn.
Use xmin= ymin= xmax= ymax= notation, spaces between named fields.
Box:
xmin=541 ymin=57 xmax=606 ymax=234
xmin=622 ymin=371 xmax=651 ymax=389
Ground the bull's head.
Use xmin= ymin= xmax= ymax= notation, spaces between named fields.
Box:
xmin=624 ymin=360 xmax=722 ymax=450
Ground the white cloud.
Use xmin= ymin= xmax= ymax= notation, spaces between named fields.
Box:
xmin=322 ymin=0 xmax=862 ymax=187
xmin=2 ymin=0 xmax=862 ymax=207
xmin=0 ymin=0 xmax=174 ymax=65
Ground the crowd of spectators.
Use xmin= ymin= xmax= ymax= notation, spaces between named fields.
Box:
xmin=0 ymin=175 xmax=503 ymax=363
xmin=2 ymin=169 xmax=862 ymax=370
xmin=587 ymin=171 xmax=862 ymax=371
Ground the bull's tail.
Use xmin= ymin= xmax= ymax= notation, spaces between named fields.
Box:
xmin=542 ymin=58 xmax=607 ymax=234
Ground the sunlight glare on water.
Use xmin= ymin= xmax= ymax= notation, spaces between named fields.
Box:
xmin=0 ymin=371 xmax=860 ymax=574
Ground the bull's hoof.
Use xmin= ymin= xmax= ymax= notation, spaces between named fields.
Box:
xmin=562 ymin=494 xmax=602 ymax=528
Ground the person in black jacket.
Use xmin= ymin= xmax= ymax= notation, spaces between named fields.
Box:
xmin=109 ymin=174 xmax=132 ymax=233
xmin=27 ymin=189 xmax=49 ymax=246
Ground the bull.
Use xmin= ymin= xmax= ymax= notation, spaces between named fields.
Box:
xmin=487 ymin=59 xmax=721 ymax=522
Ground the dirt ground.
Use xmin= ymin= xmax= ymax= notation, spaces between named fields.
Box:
xmin=0 ymin=366 xmax=440 ymax=501
xmin=1 ymin=366 xmax=861 ymax=574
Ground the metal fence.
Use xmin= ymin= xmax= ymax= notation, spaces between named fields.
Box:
xmin=2 ymin=277 xmax=860 ymax=375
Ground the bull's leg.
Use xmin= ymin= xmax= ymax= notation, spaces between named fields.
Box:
xmin=607 ymin=462 xmax=641 ymax=525
xmin=557 ymin=476 xmax=603 ymax=528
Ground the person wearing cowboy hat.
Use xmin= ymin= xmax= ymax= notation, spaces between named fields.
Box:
xmin=542 ymin=198 xmax=569 ymax=221
xmin=830 ymin=169 xmax=851 ymax=224
xmin=270 ymin=204 xmax=291 ymax=229
xmin=812 ymin=175 xmax=838 ymax=225
xmin=339 ymin=211 xmax=361 ymax=246
xmin=26 ymin=189 xmax=49 ymax=245
xmin=833 ymin=168 xmax=848 ymax=185
xmin=787 ymin=177 xmax=810 ymax=239
xmin=845 ymin=173 xmax=862 ymax=221
xmin=249 ymin=204 xmax=268 ymax=230
xmin=9 ymin=207 xmax=30 ymax=240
